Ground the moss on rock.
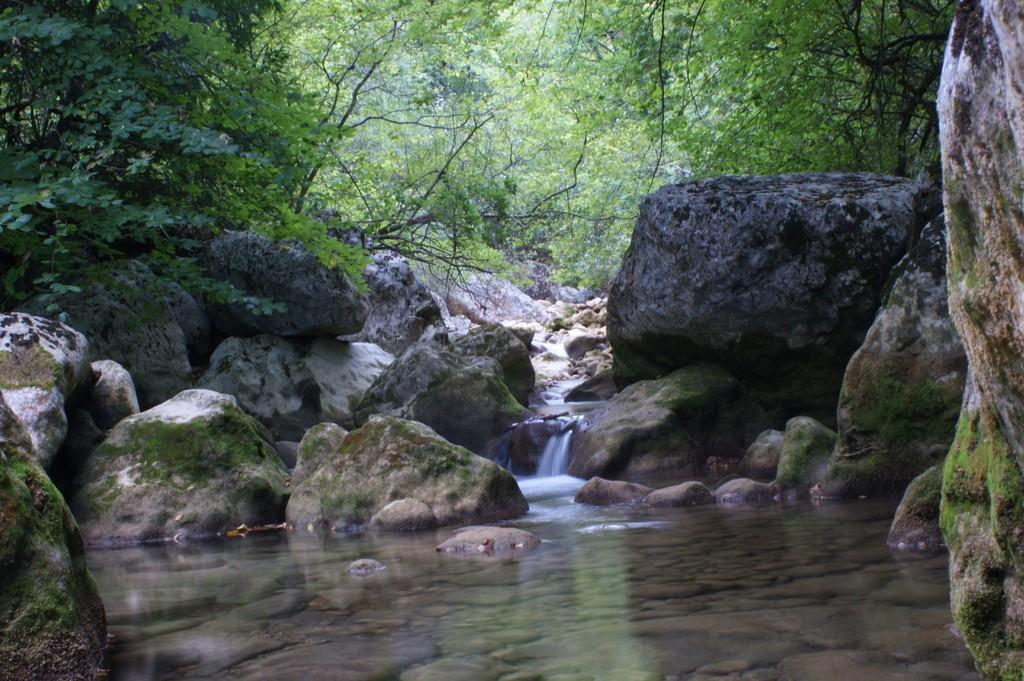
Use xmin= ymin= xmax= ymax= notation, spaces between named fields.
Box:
xmin=774 ymin=417 xmax=837 ymax=490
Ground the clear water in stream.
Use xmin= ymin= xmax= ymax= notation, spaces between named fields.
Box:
xmin=90 ymin=477 xmax=981 ymax=681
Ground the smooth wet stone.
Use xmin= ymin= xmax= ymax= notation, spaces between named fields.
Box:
xmin=887 ymin=465 xmax=943 ymax=553
xmin=371 ymin=498 xmax=438 ymax=532
xmin=436 ymin=527 xmax=541 ymax=555
xmin=715 ymin=478 xmax=780 ymax=504
xmin=644 ymin=481 xmax=715 ymax=507
xmin=87 ymin=359 xmax=140 ymax=430
xmin=574 ymin=477 xmax=654 ymax=506
xmin=348 ymin=559 xmax=387 ymax=577
xmin=741 ymin=429 xmax=784 ymax=479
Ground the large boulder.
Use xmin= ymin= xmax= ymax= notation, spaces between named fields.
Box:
xmin=451 ymin=324 xmax=535 ymax=405
xmin=70 ymin=389 xmax=289 ymax=547
xmin=355 ymin=340 xmax=530 ymax=453
xmin=340 ymin=250 xmax=443 ymax=355
xmin=774 ymin=417 xmax=837 ymax=490
xmin=421 ymin=270 xmax=551 ymax=325
xmin=285 ymin=416 xmax=528 ymax=532
xmin=0 ymin=313 xmax=90 ymax=468
xmin=818 ymin=217 xmax=966 ymax=498
xmin=23 ymin=262 xmax=201 ymax=407
xmin=198 ymin=335 xmax=393 ymax=440
xmin=0 ymin=394 xmax=107 ymax=680
xmin=292 ymin=422 xmax=348 ymax=487
xmin=568 ymin=364 xmax=766 ymax=480
xmin=205 ymin=231 xmax=368 ymax=338
xmin=608 ymin=173 xmax=939 ymax=422
xmin=887 ymin=465 xmax=943 ymax=553
xmin=938 ymin=3 xmax=1024 ymax=675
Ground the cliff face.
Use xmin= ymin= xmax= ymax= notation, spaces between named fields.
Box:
xmin=938 ymin=1 xmax=1024 ymax=677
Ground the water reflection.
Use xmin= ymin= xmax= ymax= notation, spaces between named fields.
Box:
xmin=90 ymin=491 xmax=981 ymax=681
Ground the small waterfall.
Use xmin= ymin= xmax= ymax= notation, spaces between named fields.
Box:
xmin=534 ymin=421 xmax=575 ymax=477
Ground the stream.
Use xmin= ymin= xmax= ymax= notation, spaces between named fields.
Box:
xmin=88 ymin=345 xmax=981 ymax=681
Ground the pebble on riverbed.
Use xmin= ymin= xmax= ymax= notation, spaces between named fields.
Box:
xmin=348 ymin=558 xmax=387 ymax=576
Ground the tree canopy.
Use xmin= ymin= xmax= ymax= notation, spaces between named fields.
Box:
xmin=0 ymin=0 xmax=954 ymax=306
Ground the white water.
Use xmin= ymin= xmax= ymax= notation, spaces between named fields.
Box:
xmin=534 ymin=425 xmax=574 ymax=477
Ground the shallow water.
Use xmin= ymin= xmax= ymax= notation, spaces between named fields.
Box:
xmin=91 ymin=478 xmax=981 ymax=681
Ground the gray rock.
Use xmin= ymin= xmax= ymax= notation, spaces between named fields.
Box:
xmin=273 ymin=441 xmax=299 ymax=469
xmin=435 ymin=526 xmax=541 ymax=555
xmin=355 ymin=341 xmax=529 ymax=454
xmin=198 ymin=335 xmax=392 ymax=440
xmin=0 ymin=394 xmax=107 ymax=680
xmin=644 ymin=481 xmax=715 ymax=507
xmin=70 ymin=389 xmax=290 ymax=547
xmin=340 ymin=250 xmax=443 ymax=355
xmin=87 ymin=359 xmax=140 ymax=430
xmin=348 ymin=558 xmax=387 ymax=576
xmin=22 ymin=262 xmax=195 ymax=407
xmin=741 ymin=430 xmax=784 ymax=479
xmin=569 ymin=364 xmax=765 ymax=480
xmin=292 ymin=422 xmax=348 ymax=487
xmin=608 ymin=172 xmax=939 ymax=421
xmin=715 ymin=478 xmax=780 ymax=504
xmin=0 ymin=313 xmax=90 ymax=467
xmin=574 ymin=477 xmax=654 ymax=506
xmin=887 ymin=465 xmax=943 ymax=552
xmin=370 ymin=498 xmax=438 ymax=532
xmin=421 ymin=270 xmax=551 ymax=325
xmin=565 ymin=369 xmax=618 ymax=402
xmin=820 ymin=217 xmax=966 ymax=498
xmin=937 ymin=4 xmax=1024 ymax=674
xmin=205 ymin=231 xmax=368 ymax=337
xmin=286 ymin=417 xmax=528 ymax=532
xmin=451 ymin=324 xmax=535 ymax=405
xmin=564 ymin=331 xmax=605 ymax=361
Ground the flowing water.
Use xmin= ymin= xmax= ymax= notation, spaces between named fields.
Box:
xmin=533 ymin=421 xmax=575 ymax=477
xmin=90 ymin=476 xmax=981 ymax=681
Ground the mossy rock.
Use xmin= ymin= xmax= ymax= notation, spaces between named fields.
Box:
xmin=292 ymin=422 xmax=348 ymax=487
xmin=0 ymin=395 xmax=106 ymax=680
xmin=285 ymin=416 xmax=528 ymax=532
xmin=568 ymin=363 xmax=754 ymax=480
xmin=887 ymin=465 xmax=943 ymax=552
xmin=774 ymin=417 xmax=837 ymax=490
xmin=451 ymin=324 xmax=535 ymax=405
xmin=70 ymin=389 xmax=289 ymax=547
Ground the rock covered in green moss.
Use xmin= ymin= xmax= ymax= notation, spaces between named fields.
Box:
xmin=292 ymin=422 xmax=348 ymax=487
xmin=450 ymin=323 xmax=535 ymax=405
xmin=774 ymin=417 xmax=837 ymax=490
xmin=887 ymin=465 xmax=943 ymax=552
xmin=355 ymin=340 xmax=530 ymax=453
xmin=568 ymin=364 xmax=762 ymax=480
xmin=0 ymin=313 xmax=91 ymax=468
xmin=819 ymin=217 xmax=965 ymax=498
xmin=0 ymin=394 xmax=107 ymax=680
xmin=70 ymin=389 xmax=289 ymax=547
xmin=198 ymin=335 xmax=392 ymax=439
xmin=285 ymin=416 xmax=528 ymax=532
xmin=937 ymin=2 xmax=1024 ymax=675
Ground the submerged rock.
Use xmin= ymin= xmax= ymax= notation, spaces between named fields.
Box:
xmin=574 ymin=477 xmax=654 ymax=506
xmin=87 ymin=359 xmax=141 ymax=430
xmin=887 ymin=465 xmax=943 ymax=552
xmin=643 ymin=481 xmax=715 ymax=507
xmin=774 ymin=417 xmax=837 ymax=491
xmin=198 ymin=335 xmax=392 ymax=440
xmin=0 ymin=313 xmax=90 ymax=468
xmin=715 ymin=478 xmax=779 ymax=505
xmin=741 ymin=429 xmax=784 ymax=479
xmin=608 ymin=172 xmax=938 ymax=421
xmin=348 ymin=558 xmax=387 ymax=576
xmin=340 ymin=250 xmax=443 ymax=355
xmin=0 ymin=394 xmax=107 ymax=680
xmin=205 ymin=231 xmax=368 ymax=337
xmin=71 ymin=389 xmax=289 ymax=547
xmin=569 ymin=364 xmax=760 ymax=480
xmin=286 ymin=417 xmax=527 ymax=532
xmin=937 ymin=3 xmax=1024 ymax=674
xmin=435 ymin=526 xmax=541 ymax=555
xmin=820 ymin=217 xmax=966 ymax=498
